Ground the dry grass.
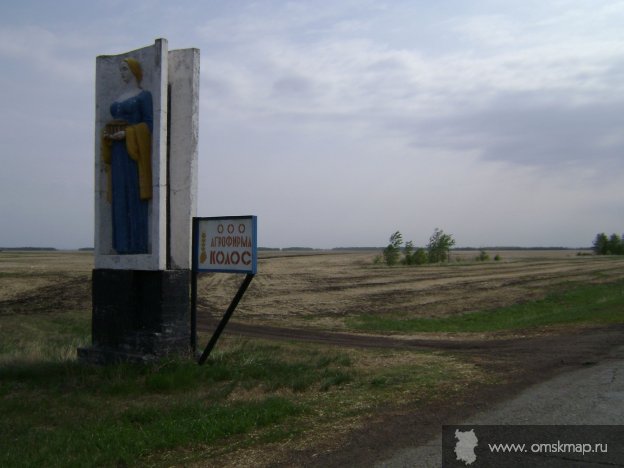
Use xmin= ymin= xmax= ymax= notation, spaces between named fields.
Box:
xmin=3 ymin=249 xmax=623 ymax=332
xmin=1 ymin=250 xmax=622 ymax=466
xmin=0 ymin=251 xmax=91 ymax=301
xmin=197 ymin=250 xmax=624 ymax=330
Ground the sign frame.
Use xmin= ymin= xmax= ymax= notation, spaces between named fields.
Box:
xmin=190 ymin=215 xmax=257 ymax=363
xmin=192 ymin=215 xmax=257 ymax=274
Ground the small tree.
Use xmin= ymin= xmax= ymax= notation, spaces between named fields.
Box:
xmin=427 ymin=228 xmax=455 ymax=263
xmin=593 ymin=233 xmax=609 ymax=255
xmin=403 ymin=240 xmax=414 ymax=265
xmin=383 ymin=231 xmax=403 ymax=266
xmin=608 ymin=234 xmax=623 ymax=255
xmin=404 ymin=241 xmax=429 ymax=265
xmin=412 ymin=248 xmax=428 ymax=265
xmin=593 ymin=233 xmax=624 ymax=255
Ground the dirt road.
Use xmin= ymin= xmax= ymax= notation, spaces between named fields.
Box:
xmin=193 ymin=252 xmax=624 ymax=466
xmin=196 ymin=320 xmax=624 ymax=467
xmin=377 ymin=344 xmax=624 ymax=467
xmin=2 ymin=250 xmax=623 ymax=466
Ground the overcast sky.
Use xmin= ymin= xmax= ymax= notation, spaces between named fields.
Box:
xmin=1 ymin=0 xmax=623 ymax=249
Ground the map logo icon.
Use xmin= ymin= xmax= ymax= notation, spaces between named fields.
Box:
xmin=454 ymin=429 xmax=478 ymax=465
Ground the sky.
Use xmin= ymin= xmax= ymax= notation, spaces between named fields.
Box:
xmin=1 ymin=0 xmax=623 ymax=249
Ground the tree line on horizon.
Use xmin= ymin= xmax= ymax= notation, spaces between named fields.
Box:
xmin=0 ymin=247 xmax=58 ymax=251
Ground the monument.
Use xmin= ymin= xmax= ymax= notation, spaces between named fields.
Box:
xmin=78 ymin=39 xmax=199 ymax=363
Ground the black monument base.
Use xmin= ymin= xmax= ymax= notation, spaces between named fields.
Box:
xmin=78 ymin=269 xmax=191 ymax=364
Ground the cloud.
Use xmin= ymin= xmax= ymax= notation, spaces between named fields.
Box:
xmin=447 ymin=14 xmax=523 ymax=48
xmin=0 ymin=25 xmax=97 ymax=84
xmin=202 ymin=21 xmax=624 ymax=176
xmin=272 ymin=74 xmax=317 ymax=97
xmin=2 ymin=1 xmax=623 ymax=248
xmin=390 ymin=91 xmax=624 ymax=173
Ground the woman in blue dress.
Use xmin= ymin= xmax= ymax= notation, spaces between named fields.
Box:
xmin=102 ymin=58 xmax=153 ymax=254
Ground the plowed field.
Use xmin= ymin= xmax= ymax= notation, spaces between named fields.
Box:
xmin=1 ymin=250 xmax=623 ymax=467
xmin=197 ymin=250 xmax=624 ymax=331
xmin=2 ymin=249 xmax=623 ymax=336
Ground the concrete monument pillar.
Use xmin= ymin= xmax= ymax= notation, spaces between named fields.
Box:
xmin=78 ymin=39 xmax=199 ymax=363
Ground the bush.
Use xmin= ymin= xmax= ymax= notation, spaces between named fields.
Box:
xmin=403 ymin=241 xmax=428 ymax=265
xmin=475 ymin=250 xmax=489 ymax=261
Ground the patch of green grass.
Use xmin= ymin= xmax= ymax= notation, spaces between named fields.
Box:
xmin=319 ymin=369 xmax=353 ymax=391
xmin=348 ymin=280 xmax=624 ymax=333
xmin=0 ymin=310 xmax=90 ymax=362
xmin=0 ymin=277 xmax=488 ymax=466
xmin=0 ymin=327 xmax=360 ymax=467
xmin=207 ymin=341 xmax=356 ymax=393
xmin=363 ymin=357 xmax=466 ymax=393
xmin=0 ymin=318 xmax=482 ymax=467
xmin=2 ymin=396 xmax=302 ymax=468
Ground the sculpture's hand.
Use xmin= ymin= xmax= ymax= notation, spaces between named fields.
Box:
xmin=108 ymin=130 xmax=126 ymax=141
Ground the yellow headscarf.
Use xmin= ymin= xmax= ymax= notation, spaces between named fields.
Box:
xmin=123 ymin=58 xmax=143 ymax=84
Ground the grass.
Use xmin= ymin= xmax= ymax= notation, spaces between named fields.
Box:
xmin=0 ymin=338 xmax=339 ymax=467
xmin=0 ymin=309 xmax=90 ymax=363
xmin=6 ymin=252 xmax=620 ymax=465
xmin=348 ymin=280 xmax=624 ymax=333
xmin=2 ymin=393 xmax=300 ymax=467
xmin=0 ymin=305 xmax=480 ymax=467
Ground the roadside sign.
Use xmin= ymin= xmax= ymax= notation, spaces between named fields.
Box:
xmin=192 ymin=215 xmax=257 ymax=274
xmin=191 ymin=215 xmax=258 ymax=363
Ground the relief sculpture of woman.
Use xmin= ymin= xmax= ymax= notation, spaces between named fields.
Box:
xmin=102 ymin=58 xmax=152 ymax=254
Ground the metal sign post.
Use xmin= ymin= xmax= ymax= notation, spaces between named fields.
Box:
xmin=197 ymin=273 xmax=254 ymax=365
xmin=191 ymin=216 xmax=257 ymax=364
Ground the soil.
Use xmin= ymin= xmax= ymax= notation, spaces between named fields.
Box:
xmin=197 ymin=251 xmax=624 ymax=330
xmin=197 ymin=321 xmax=624 ymax=467
xmin=2 ymin=250 xmax=623 ymax=466
xmin=192 ymin=251 xmax=624 ymax=466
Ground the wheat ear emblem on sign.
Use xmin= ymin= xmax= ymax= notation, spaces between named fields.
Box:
xmin=200 ymin=232 xmax=207 ymax=263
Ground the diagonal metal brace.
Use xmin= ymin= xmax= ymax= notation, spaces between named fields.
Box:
xmin=198 ymin=273 xmax=255 ymax=365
